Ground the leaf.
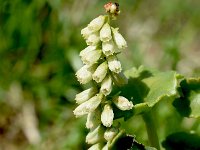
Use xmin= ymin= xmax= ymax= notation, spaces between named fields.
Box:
xmin=113 ymin=66 xmax=180 ymax=119
xmin=110 ymin=133 xmax=157 ymax=150
xmin=162 ymin=132 xmax=200 ymax=150
xmin=173 ymin=78 xmax=200 ymax=118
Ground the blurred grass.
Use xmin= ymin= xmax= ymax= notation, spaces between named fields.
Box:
xmin=0 ymin=0 xmax=200 ymax=149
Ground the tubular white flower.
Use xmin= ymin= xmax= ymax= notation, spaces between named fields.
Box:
xmin=101 ymin=104 xmax=114 ymax=127
xmin=73 ymin=93 xmax=104 ymax=117
xmin=80 ymin=46 xmax=97 ymax=58
xmin=81 ymin=26 xmax=94 ymax=39
xmin=100 ymin=23 xmax=112 ymax=42
xmin=86 ymin=107 xmax=101 ymax=129
xmin=81 ymin=49 xmax=102 ymax=65
xmin=113 ymin=96 xmax=133 ymax=111
xmin=92 ymin=61 xmax=108 ymax=83
xmin=86 ymin=32 xmax=100 ymax=46
xmin=112 ymin=72 xmax=128 ymax=86
xmin=86 ymin=125 xmax=105 ymax=144
xmin=88 ymin=15 xmax=106 ymax=32
xmin=112 ymin=27 xmax=127 ymax=49
xmin=107 ymin=55 xmax=122 ymax=73
xmin=100 ymin=75 xmax=112 ymax=96
xmin=88 ymin=143 xmax=103 ymax=150
xmin=104 ymin=127 xmax=119 ymax=141
xmin=75 ymin=87 xmax=98 ymax=104
xmin=102 ymin=40 xmax=115 ymax=56
xmin=75 ymin=65 xmax=96 ymax=84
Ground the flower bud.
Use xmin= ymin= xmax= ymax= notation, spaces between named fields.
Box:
xmin=80 ymin=46 xmax=97 ymax=58
xmin=100 ymin=75 xmax=112 ymax=96
xmin=102 ymin=40 xmax=115 ymax=56
xmin=101 ymin=104 xmax=114 ymax=127
xmin=75 ymin=87 xmax=98 ymax=104
xmin=112 ymin=27 xmax=127 ymax=49
xmin=107 ymin=55 xmax=122 ymax=73
xmin=81 ymin=26 xmax=94 ymax=39
xmin=88 ymin=143 xmax=103 ymax=150
xmin=88 ymin=15 xmax=106 ymax=32
xmin=92 ymin=61 xmax=108 ymax=83
xmin=81 ymin=49 xmax=102 ymax=65
xmin=75 ymin=65 xmax=96 ymax=84
xmin=100 ymin=23 xmax=112 ymax=42
xmin=104 ymin=127 xmax=119 ymax=141
xmin=86 ymin=107 xmax=101 ymax=129
xmin=112 ymin=72 xmax=128 ymax=86
xmin=113 ymin=96 xmax=133 ymax=111
xmin=73 ymin=93 xmax=104 ymax=117
xmin=86 ymin=32 xmax=100 ymax=46
xmin=86 ymin=125 xmax=105 ymax=144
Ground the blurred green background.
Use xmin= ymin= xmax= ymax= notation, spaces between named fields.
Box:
xmin=0 ymin=0 xmax=199 ymax=149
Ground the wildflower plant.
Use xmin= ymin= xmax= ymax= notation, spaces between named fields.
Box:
xmin=74 ymin=2 xmax=200 ymax=150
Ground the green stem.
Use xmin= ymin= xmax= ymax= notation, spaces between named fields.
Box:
xmin=142 ymin=111 xmax=160 ymax=150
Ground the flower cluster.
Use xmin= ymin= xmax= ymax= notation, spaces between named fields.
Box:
xmin=74 ymin=9 xmax=133 ymax=149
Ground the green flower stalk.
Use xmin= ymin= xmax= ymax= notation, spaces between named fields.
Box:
xmin=74 ymin=2 xmax=133 ymax=149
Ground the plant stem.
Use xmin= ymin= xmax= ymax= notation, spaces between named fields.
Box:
xmin=142 ymin=111 xmax=160 ymax=150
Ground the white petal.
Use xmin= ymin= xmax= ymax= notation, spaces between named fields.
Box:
xmin=102 ymin=40 xmax=115 ymax=56
xmin=113 ymin=96 xmax=133 ymax=111
xmin=101 ymin=104 xmax=114 ymax=127
xmin=112 ymin=27 xmax=127 ymax=49
xmin=107 ymin=55 xmax=122 ymax=73
xmin=75 ymin=87 xmax=98 ymax=104
xmin=86 ymin=125 xmax=105 ymax=144
xmin=100 ymin=23 xmax=112 ymax=42
xmin=100 ymin=75 xmax=112 ymax=96
xmin=81 ymin=49 xmax=102 ymax=65
xmin=88 ymin=15 xmax=106 ymax=32
xmin=73 ymin=93 xmax=103 ymax=117
xmin=92 ymin=61 xmax=108 ymax=83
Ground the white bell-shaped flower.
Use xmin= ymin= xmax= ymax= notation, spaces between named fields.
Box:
xmin=88 ymin=15 xmax=106 ymax=32
xmin=101 ymin=104 xmax=114 ymax=127
xmin=112 ymin=27 xmax=127 ymax=49
xmin=100 ymin=75 xmax=112 ymax=96
xmin=107 ymin=55 xmax=122 ymax=73
xmin=75 ymin=65 xmax=96 ymax=84
xmin=104 ymin=127 xmax=119 ymax=141
xmin=100 ymin=23 xmax=112 ymax=42
xmin=73 ymin=93 xmax=104 ymax=117
xmin=113 ymin=96 xmax=133 ymax=111
xmin=92 ymin=61 xmax=108 ymax=83
xmin=86 ymin=107 xmax=101 ymax=129
xmin=81 ymin=26 xmax=94 ymax=39
xmin=81 ymin=49 xmax=102 ymax=65
xmin=102 ymin=40 xmax=115 ymax=56
xmin=86 ymin=32 xmax=100 ymax=46
xmin=80 ymin=46 xmax=97 ymax=58
xmin=75 ymin=87 xmax=98 ymax=104
xmin=86 ymin=125 xmax=105 ymax=144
